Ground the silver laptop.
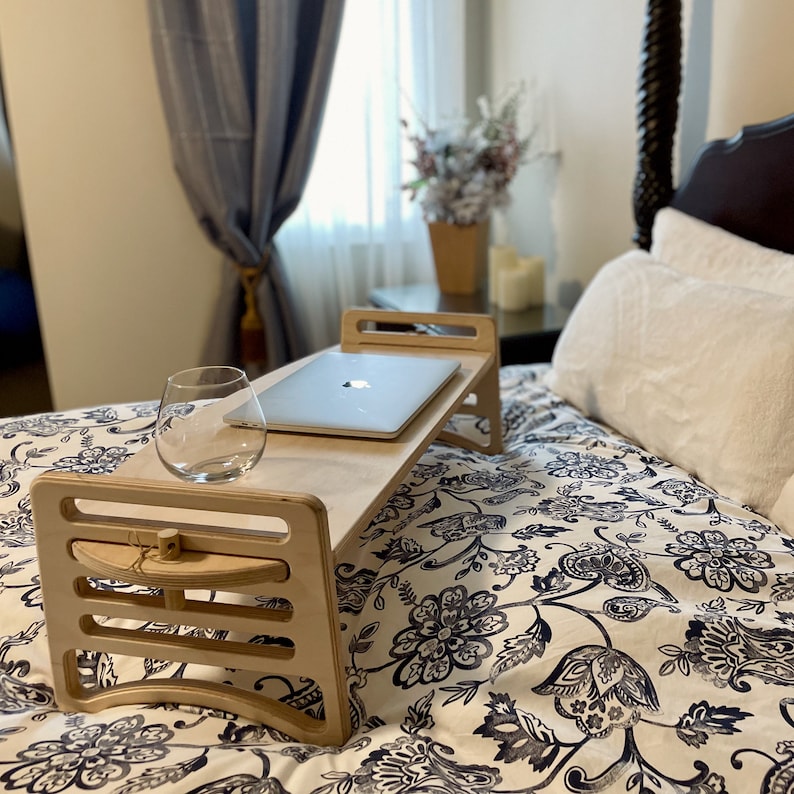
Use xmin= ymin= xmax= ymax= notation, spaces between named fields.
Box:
xmin=224 ymin=351 xmax=460 ymax=439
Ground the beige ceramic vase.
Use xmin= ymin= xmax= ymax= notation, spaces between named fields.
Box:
xmin=427 ymin=218 xmax=490 ymax=295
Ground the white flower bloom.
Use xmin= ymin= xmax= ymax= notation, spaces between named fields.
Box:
xmin=402 ymin=85 xmax=532 ymax=226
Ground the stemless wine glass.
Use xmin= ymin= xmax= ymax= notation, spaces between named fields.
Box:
xmin=155 ymin=366 xmax=266 ymax=483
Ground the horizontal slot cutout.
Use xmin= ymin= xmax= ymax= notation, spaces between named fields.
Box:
xmin=75 ymin=578 xmax=294 ymax=625
xmin=71 ymin=498 xmax=290 ymax=539
xmin=357 ymin=318 xmax=478 ymax=340
xmin=78 ymin=615 xmax=296 ymax=662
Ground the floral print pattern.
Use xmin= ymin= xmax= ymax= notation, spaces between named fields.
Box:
xmin=390 ymin=586 xmax=507 ymax=687
xmin=533 ymin=645 xmax=660 ymax=737
xmin=0 ymin=367 xmax=791 ymax=792
xmin=354 ymin=735 xmax=500 ymax=793
xmin=665 ymin=529 xmax=774 ymax=592
xmin=0 ymin=717 xmax=172 ymax=792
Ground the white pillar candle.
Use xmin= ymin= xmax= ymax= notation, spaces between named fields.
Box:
xmin=488 ymin=245 xmax=518 ymax=302
xmin=497 ymin=255 xmax=545 ymax=312
xmin=518 ymin=255 xmax=545 ymax=307
xmin=497 ymin=267 xmax=532 ymax=312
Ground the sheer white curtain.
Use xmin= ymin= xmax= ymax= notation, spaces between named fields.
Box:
xmin=276 ymin=0 xmax=467 ymax=352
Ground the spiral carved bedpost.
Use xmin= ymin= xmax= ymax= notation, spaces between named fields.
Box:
xmin=633 ymin=0 xmax=682 ymax=250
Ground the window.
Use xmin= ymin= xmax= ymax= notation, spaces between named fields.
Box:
xmin=277 ymin=0 xmax=468 ymax=351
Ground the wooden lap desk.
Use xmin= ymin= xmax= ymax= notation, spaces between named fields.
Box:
xmin=30 ymin=309 xmax=502 ymax=747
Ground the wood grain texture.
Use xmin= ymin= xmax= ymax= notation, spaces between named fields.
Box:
xmin=31 ymin=473 xmax=350 ymax=745
xmin=30 ymin=308 xmax=502 ymax=745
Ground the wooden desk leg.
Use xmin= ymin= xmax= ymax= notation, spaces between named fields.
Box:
xmin=341 ymin=309 xmax=504 ymax=455
xmin=437 ymin=357 xmax=503 ymax=455
xmin=31 ymin=472 xmax=352 ymax=747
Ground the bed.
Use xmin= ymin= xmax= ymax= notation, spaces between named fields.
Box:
xmin=2 ymin=6 xmax=794 ymax=794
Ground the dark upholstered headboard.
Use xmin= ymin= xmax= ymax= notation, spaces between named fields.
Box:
xmin=669 ymin=115 xmax=794 ymax=254
xmin=632 ymin=0 xmax=794 ymax=255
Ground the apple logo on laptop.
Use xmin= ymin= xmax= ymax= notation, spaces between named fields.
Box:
xmin=343 ymin=379 xmax=371 ymax=389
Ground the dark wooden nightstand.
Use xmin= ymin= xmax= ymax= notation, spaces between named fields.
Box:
xmin=368 ymin=283 xmax=570 ymax=365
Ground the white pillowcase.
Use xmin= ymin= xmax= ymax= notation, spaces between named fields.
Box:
xmin=652 ymin=207 xmax=794 ymax=530
xmin=651 ymin=206 xmax=794 ymax=294
xmin=547 ymin=249 xmax=794 ymax=521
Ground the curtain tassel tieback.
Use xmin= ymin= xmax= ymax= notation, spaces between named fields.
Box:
xmin=235 ymin=252 xmax=269 ymax=370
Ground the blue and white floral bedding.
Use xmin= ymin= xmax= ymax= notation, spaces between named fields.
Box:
xmin=0 ymin=364 xmax=792 ymax=793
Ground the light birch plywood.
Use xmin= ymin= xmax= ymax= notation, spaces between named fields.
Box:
xmin=30 ymin=309 xmax=502 ymax=746
xmin=117 ymin=309 xmax=502 ymax=557
xmin=31 ymin=474 xmax=350 ymax=746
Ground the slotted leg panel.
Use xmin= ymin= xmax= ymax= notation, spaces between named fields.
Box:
xmin=30 ymin=472 xmax=351 ymax=746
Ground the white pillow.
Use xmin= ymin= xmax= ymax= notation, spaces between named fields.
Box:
xmin=770 ymin=478 xmax=794 ymax=535
xmin=651 ymin=206 xmax=794 ymax=294
xmin=547 ymin=249 xmax=794 ymax=522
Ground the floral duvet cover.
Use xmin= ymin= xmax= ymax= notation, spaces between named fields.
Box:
xmin=0 ymin=364 xmax=792 ymax=793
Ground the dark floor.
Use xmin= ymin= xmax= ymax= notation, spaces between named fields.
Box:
xmin=0 ymin=353 xmax=53 ymax=418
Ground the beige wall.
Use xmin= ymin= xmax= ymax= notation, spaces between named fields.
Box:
xmin=707 ymin=1 xmax=794 ymax=138
xmin=490 ymin=0 xmax=794 ymax=307
xmin=0 ymin=0 xmax=221 ymax=410
xmin=490 ymin=0 xmax=647 ymax=308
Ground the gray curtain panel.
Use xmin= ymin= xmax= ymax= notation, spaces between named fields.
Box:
xmin=148 ymin=0 xmax=344 ymax=372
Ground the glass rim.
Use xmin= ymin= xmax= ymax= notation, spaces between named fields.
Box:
xmin=166 ymin=365 xmax=248 ymax=388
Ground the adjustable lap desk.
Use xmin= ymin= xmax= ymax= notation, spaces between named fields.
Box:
xmin=31 ymin=310 xmax=502 ymax=747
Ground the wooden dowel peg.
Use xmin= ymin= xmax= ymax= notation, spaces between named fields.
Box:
xmin=157 ymin=528 xmax=181 ymax=561
xmin=157 ymin=528 xmax=185 ymax=609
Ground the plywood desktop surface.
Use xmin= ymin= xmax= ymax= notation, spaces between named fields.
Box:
xmin=114 ymin=309 xmax=503 ymax=558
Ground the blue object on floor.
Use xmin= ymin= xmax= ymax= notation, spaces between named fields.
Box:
xmin=0 ymin=269 xmax=38 ymax=335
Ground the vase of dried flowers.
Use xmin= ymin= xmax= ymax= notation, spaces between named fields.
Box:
xmin=402 ymin=86 xmax=531 ymax=294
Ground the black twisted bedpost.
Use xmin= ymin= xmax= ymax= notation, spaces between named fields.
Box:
xmin=633 ymin=0 xmax=682 ymax=250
